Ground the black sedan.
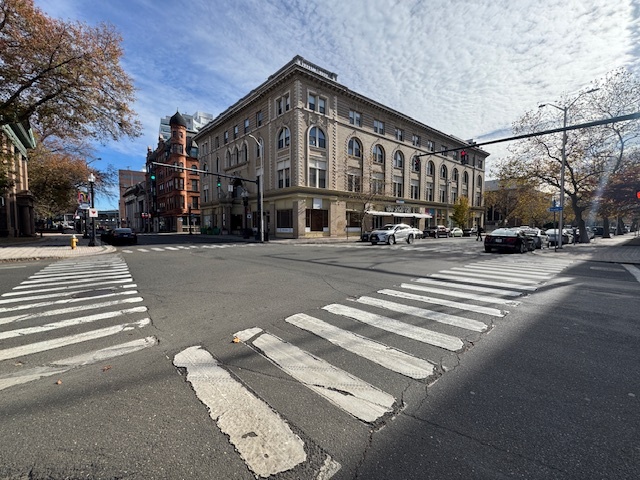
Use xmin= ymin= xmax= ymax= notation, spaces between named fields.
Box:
xmin=484 ymin=228 xmax=535 ymax=253
xmin=101 ymin=228 xmax=138 ymax=246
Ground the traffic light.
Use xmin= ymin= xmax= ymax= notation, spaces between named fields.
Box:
xmin=217 ymin=177 xmax=221 ymax=187
xmin=150 ymin=173 xmax=156 ymax=181
xmin=636 ymin=190 xmax=640 ymax=200
xmin=460 ymin=150 xmax=468 ymax=165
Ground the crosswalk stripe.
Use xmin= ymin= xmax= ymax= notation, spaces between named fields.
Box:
xmin=356 ymin=296 xmax=489 ymax=331
xmin=0 ymin=289 xmax=138 ymax=314
xmin=165 ymin=246 xmax=180 ymax=250
xmin=173 ymin=346 xmax=307 ymax=478
xmin=0 ymin=337 xmax=158 ymax=392
xmin=19 ymin=271 xmax=131 ymax=285
xmin=8 ymin=278 xmax=134 ymax=294
xmin=0 ymin=318 xmax=150 ymax=361
xmin=323 ymin=303 xmax=464 ymax=351
xmin=0 ymin=282 xmax=137 ymax=300
xmin=136 ymin=248 xmax=150 ymax=252
xmin=286 ymin=313 xmax=435 ymax=379
xmin=400 ymin=283 xmax=520 ymax=305
xmin=377 ymin=289 xmax=506 ymax=317
xmin=428 ymin=273 xmax=538 ymax=291
xmin=413 ymin=277 xmax=523 ymax=296
xmin=435 ymin=269 xmax=539 ymax=285
xmin=151 ymin=247 xmax=164 ymax=251
xmin=13 ymin=273 xmax=131 ymax=289
xmin=30 ymin=266 xmax=130 ymax=280
xmin=0 ymin=305 xmax=148 ymax=337
xmin=448 ymin=265 xmax=552 ymax=280
xmin=246 ymin=331 xmax=397 ymax=423
xmin=469 ymin=262 xmax=567 ymax=274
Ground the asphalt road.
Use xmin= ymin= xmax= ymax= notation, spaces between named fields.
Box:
xmin=0 ymin=236 xmax=638 ymax=479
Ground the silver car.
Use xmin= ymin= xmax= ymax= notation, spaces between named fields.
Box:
xmin=370 ymin=223 xmax=416 ymax=245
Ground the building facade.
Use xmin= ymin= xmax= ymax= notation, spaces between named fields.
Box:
xmin=146 ymin=112 xmax=201 ymax=233
xmin=118 ymin=169 xmax=146 ymax=228
xmin=0 ymin=121 xmax=36 ymax=237
xmin=159 ymin=111 xmax=214 ymax=142
xmin=123 ymin=181 xmax=149 ymax=232
xmin=193 ymin=56 xmax=488 ymax=239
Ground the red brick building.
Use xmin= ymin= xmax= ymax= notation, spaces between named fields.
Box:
xmin=146 ymin=111 xmax=200 ymax=232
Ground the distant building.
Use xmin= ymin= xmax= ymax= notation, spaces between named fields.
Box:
xmin=146 ymin=111 xmax=201 ymax=232
xmin=0 ymin=121 xmax=36 ymax=237
xmin=193 ymin=56 xmax=488 ymax=239
xmin=159 ymin=111 xmax=213 ymax=141
xmin=118 ymin=169 xmax=146 ymax=227
xmin=123 ymin=182 xmax=149 ymax=232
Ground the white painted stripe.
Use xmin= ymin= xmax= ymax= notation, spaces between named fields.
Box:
xmin=165 ymin=246 xmax=180 ymax=250
xmin=0 ymin=283 xmax=137 ymax=300
xmin=0 ymin=289 xmax=138 ymax=313
xmin=0 ymin=318 xmax=150 ymax=361
xmin=0 ymin=305 xmax=148 ymax=337
xmin=400 ymin=283 xmax=520 ymax=305
xmin=20 ymin=271 xmax=131 ymax=285
xmin=30 ymin=266 xmax=129 ymax=280
xmin=251 ymin=332 xmax=396 ymax=423
xmin=436 ymin=270 xmax=539 ymax=285
xmin=42 ymin=262 xmax=126 ymax=273
xmin=449 ymin=266 xmax=552 ymax=280
xmin=622 ymin=264 xmax=640 ymax=283
xmin=0 ymin=298 xmax=144 ymax=326
xmin=286 ymin=313 xmax=435 ymax=379
xmin=173 ymin=346 xmax=307 ymax=477
xmin=151 ymin=247 xmax=164 ymax=251
xmin=10 ymin=278 xmax=134 ymax=293
xmin=0 ymin=337 xmax=157 ymax=391
xmin=428 ymin=273 xmax=538 ymax=291
xmin=357 ymin=296 xmax=489 ymax=331
xmin=378 ymin=289 xmax=506 ymax=317
xmin=469 ymin=262 xmax=566 ymax=274
xmin=136 ymin=248 xmax=150 ymax=252
xmin=323 ymin=304 xmax=464 ymax=351
xmin=413 ymin=277 xmax=523 ymax=296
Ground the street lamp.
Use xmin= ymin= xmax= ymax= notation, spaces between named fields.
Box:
xmin=88 ymin=173 xmax=96 ymax=247
xmin=539 ymin=87 xmax=599 ymax=249
xmin=247 ymin=134 xmax=265 ymax=243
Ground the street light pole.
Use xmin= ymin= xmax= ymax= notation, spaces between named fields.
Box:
xmin=248 ymin=134 xmax=265 ymax=243
xmin=539 ymin=88 xmax=599 ymax=249
xmin=88 ymin=173 xmax=96 ymax=247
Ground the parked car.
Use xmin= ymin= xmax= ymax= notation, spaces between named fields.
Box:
xmin=462 ymin=228 xmax=473 ymax=237
xmin=450 ymin=227 xmax=463 ymax=237
xmin=521 ymin=228 xmax=549 ymax=249
xmin=408 ymin=227 xmax=424 ymax=239
xmin=545 ymin=228 xmax=573 ymax=246
xmin=592 ymin=226 xmax=604 ymax=236
xmin=484 ymin=228 xmax=535 ymax=253
xmin=575 ymin=226 xmax=595 ymax=242
xmin=101 ymin=227 xmax=138 ymax=246
xmin=370 ymin=223 xmax=417 ymax=245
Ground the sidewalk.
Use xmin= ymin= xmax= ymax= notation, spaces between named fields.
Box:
xmin=543 ymin=233 xmax=640 ymax=264
xmin=0 ymin=233 xmax=115 ymax=262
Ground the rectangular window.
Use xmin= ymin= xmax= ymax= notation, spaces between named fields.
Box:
xmin=191 ymin=179 xmax=198 ymax=192
xmin=308 ymin=93 xmax=326 ymax=114
xmin=349 ymin=110 xmax=362 ymax=127
xmin=233 ymin=125 xmax=238 ymax=139
xmin=215 ymin=136 xmax=219 ymax=148
xmin=347 ymin=173 xmax=361 ymax=192
xmin=347 ymin=211 xmax=362 ymax=228
xmin=256 ymin=110 xmax=263 ymax=127
xmin=412 ymin=134 xmax=421 ymax=147
xmin=427 ymin=140 xmax=435 ymax=152
xmin=374 ymin=120 xmax=385 ymax=135
xmin=372 ymin=174 xmax=384 ymax=195
xmin=192 ymin=197 xmax=199 ymax=209
xmin=224 ymin=131 xmax=228 ymax=144
xmin=395 ymin=128 xmax=404 ymax=142
xmin=277 ymin=161 xmax=291 ymax=188
xmin=441 ymin=145 xmax=448 ymax=156
xmin=277 ymin=209 xmax=293 ymax=228
xmin=308 ymin=93 xmax=316 ymax=111
xmin=426 ymin=182 xmax=434 ymax=202
xmin=277 ymin=93 xmax=290 ymax=115
xmin=318 ymin=97 xmax=326 ymax=114
xmin=305 ymin=209 xmax=328 ymax=231
xmin=410 ymin=181 xmax=420 ymax=200
xmin=440 ymin=187 xmax=447 ymax=203
xmin=244 ymin=118 xmax=249 ymax=133
xmin=453 ymin=150 xmax=458 ymax=161
xmin=393 ymin=176 xmax=403 ymax=197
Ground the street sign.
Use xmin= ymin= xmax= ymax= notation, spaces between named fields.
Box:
xmin=549 ymin=206 xmax=563 ymax=212
xmin=89 ymin=208 xmax=98 ymax=218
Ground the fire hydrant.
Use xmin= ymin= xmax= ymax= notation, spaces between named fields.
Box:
xmin=70 ymin=235 xmax=78 ymax=250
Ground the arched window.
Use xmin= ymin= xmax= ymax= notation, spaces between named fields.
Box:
xmin=233 ymin=146 xmax=239 ymax=166
xmin=278 ymin=128 xmax=290 ymax=149
xmin=348 ymin=137 xmax=362 ymax=158
xmin=393 ymin=151 xmax=404 ymax=169
xmin=463 ymin=171 xmax=469 ymax=184
xmin=453 ymin=168 xmax=459 ymax=182
xmin=440 ymin=165 xmax=448 ymax=179
xmin=427 ymin=160 xmax=435 ymax=176
xmin=241 ymin=143 xmax=248 ymax=163
xmin=373 ymin=145 xmax=385 ymax=164
xmin=225 ymin=151 xmax=231 ymax=168
xmin=477 ymin=175 xmax=483 ymax=191
xmin=309 ymin=127 xmax=326 ymax=148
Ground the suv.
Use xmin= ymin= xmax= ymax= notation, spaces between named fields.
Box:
xmin=370 ymin=223 xmax=417 ymax=245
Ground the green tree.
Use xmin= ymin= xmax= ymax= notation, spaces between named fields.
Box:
xmin=451 ymin=196 xmax=470 ymax=227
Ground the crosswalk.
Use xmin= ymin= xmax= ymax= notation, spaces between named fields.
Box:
xmin=174 ymin=256 xmax=574 ymax=478
xmin=0 ymin=254 xmax=156 ymax=390
xmin=121 ymin=243 xmax=256 ymax=254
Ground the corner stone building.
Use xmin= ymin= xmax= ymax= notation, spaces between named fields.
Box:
xmin=193 ymin=56 xmax=488 ymax=239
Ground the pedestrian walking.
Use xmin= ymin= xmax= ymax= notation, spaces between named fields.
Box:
xmin=476 ymin=226 xmax=484 ymax=241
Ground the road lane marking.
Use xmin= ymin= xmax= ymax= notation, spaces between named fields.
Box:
xmin=0 ymin=318 xmax=150 ymax=361
xmin=435 ymin=270 xmax=539 ymax=285
xmin=246 ymin=331 xmax=397 ymax=423
xmin=29 ymin=266 xmax=130 ymax=280
xmin=286 ymin=313 xmax=435 ymax=380
xmin=356 ymin=296 xmax=490 ymax=331
xmin=377 ymin=289 xmax=506 ymax=317
xmin=18 ymin=272 xmax=132 ymax=286
xmin=323 ymin=304 xmax=464 ymax=351
xmin=448 ymin=265 xmax=553 ymax=280
xmin=173 ymin=346 xmax=307 ymax=478
xmin=0 ymin=283 xmax=137 ymax=300
xmin=622 ymin=264 xmax=640 ymax=283
xmin=0 ymin=337 xmax=158 ymax=391
xmin=400 ymin=283 xmax=520 ymax=305
xmin=0 ymin=290 xmax=139 ymax=314
xmin=413 ymin=277 xmax=523 ymax=296
xmin=4 ymin=278 xmax=135 ymax=295
xmin=428 ymin=273 xmax=538 ymax=291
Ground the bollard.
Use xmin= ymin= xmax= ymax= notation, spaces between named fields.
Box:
xmin=71 ymin=235 xmax=78 ymax=250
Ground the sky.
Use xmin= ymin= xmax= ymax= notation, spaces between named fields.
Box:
xmin=34 ymin=0 xmax=640 ymax=210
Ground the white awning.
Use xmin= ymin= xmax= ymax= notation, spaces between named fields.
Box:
xmin=365 ymin=210 xmax=432 ymax=219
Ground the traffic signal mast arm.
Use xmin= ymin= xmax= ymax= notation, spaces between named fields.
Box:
xmin=151 ymin=161 xmax=255 ymax=184
xmin=416 ymin=111 xmax=640 ymax=158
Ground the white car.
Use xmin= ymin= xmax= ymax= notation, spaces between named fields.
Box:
xmin=370 ymin=223 xmax=417 ymax=245
xmin=451 ymin=227 xmax=463 ymax=237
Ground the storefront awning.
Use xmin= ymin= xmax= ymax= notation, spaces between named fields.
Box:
xmin=365 ymin=210 xmax=432 ymax=219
